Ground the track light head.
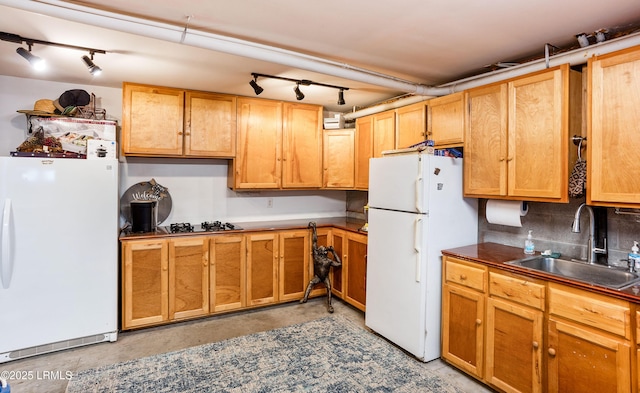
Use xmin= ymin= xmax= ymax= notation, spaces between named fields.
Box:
xmin=294 ymin=83 xmax=305 ymax=101
xmin=16 ymin=47 xmax=45 ymax=71
xmin=82 ymin=55 xmax=102 ymax=76
xmin=250 ymin=75 xmax=263 ymax=95
xmin=337 ymin=89 xmax=346 ymax=105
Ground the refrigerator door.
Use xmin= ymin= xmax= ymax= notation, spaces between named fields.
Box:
xmin=0 ymin=158 xmax=119 ymax=356
xmin=368 ymin=153 xmax=426 ymax=213
xmin=365 ymin=207 xmax=429 ymax=359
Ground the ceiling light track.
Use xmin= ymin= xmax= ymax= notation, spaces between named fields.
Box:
xmin=250 ymin=73 xmax=349 ymax=105
xmin=0 ymin=31 xmax=106 ymax=74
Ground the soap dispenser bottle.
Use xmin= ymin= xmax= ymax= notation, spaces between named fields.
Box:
xmin=524 ymin=230 xmax=535 ymax=254
xmin=629 ymin=241 xmax=640 ymax=271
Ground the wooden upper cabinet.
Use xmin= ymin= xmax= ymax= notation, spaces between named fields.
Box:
xmin=464 ymin=65 xmax=580 ymax=202
xmin=122 ymin=83 xmax=236 ymax=158
xmin=588 ymin=46 xmax=640 ymax=207
xmin=396 ymin=101 xmax=427 ymax=149
xmin=428 ymin=91 xmax=465 ymax=147
xmin=282 ymin=103 xmax=323 ymax=188
xmin=122 ymin=83 xmax=184 ymax=156
xmin=372 ymin=110 xmax=396 ymax=157
xmin=184 ymin=92 xmax=236 ymax=157
xmin=233 ymin=97 xmax=283 ymax=189
xmin=355 ymin=115 xmax=373 ymax=189
xmin=323 ymin=129 xmax=355 ymax=189
xmin=464 ymin=83 xmax=509 ymax=197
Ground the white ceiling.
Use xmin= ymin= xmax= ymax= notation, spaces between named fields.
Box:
xmin=1 ymin=0 xmax=640 ymax=113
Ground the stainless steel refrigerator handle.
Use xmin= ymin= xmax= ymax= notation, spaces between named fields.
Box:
xmin=414 ymin=217 xmax=422 ymax=282
xmin=1 ymin=198 xmax=14 ymax=289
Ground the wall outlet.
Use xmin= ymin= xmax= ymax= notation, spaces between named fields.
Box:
xmin=267 ymin=198 xmax=273 ymax=208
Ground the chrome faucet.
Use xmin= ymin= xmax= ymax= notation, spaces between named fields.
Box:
xmin=571 ymin=203 xmax=607 ymax=264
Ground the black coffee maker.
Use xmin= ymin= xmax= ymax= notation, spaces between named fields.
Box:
xmin=130 ymin=200 xmax=157 ymax=232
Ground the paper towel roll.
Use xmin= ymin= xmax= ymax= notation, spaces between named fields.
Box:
xmin=485 ymin=200 xmax=528 ymax=227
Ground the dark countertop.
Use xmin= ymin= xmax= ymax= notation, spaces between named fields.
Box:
xmin=442 ymin=242 xmax=640 ymax=304
xmin=119 ymin=216 xmax=366 ymax=240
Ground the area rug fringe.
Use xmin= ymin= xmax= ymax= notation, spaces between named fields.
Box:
xmin=66 ymin=315 xmax=462 ymax=393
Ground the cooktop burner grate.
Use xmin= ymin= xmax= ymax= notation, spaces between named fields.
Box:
xmin=170 ymin=223 xmax=194 ymax=233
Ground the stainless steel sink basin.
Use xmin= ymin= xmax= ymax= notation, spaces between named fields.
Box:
xmin=506 ymin=256 xmax=640 ymax=290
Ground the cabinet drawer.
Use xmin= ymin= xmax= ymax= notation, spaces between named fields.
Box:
xmin=445 ymin=258 xmax=486 ymax=292
xmin=549 ymin=283 xmax=631 ymax=339
xmin=489 ymin=271 xmax=545 ymax=310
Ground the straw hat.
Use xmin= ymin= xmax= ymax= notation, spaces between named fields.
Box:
xmin=17 ymin=99 xmax=61 ymax=116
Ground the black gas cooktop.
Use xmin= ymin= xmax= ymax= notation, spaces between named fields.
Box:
xmin=167 ymin=221 xmax=241 ymax=233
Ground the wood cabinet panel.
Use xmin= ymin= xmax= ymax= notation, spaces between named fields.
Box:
xmin=345 ymin=232 xmax=367 ymax=311
xmin=372 ymin=110 xmax=395 ymax=157
xmin=445 ymin=257 xmax=487 ymax=291
xmin=122 ymin=240 xmax=169 ymax=329
xmin=282 ymin=103 xmax=323 ymax=188
xmin=279 ymin=230 xmax=310 ymax=302
xmin=330 ymin=230 xmax=346 ymax=298
xmin=396 ymin=101 xmax=427 ymax=149
xmin=355 ymin=115 xmax=373 ymax=189
xmin=322 ymin=129 xmax=355 ymax=188
xmin=486 ymin=297 xmax=543 ymax=393
xmin=489 ymin=271 xmax=545 ymax=310
xmin=168 ymin=237 xmax=209 ymax=320
xmin=428 ymin=92 xmax=465 ymax=146
xmin=588 ymin=47 xmax=640 ymax=207
xmin=122 ymin=84 xmax=184 ymax=156
xmin=185 ymin=92 xmax=236 ymax=157
xmin=234 ymin=98 xmax=283 ymax=189
xmin=210 ymin=235 xmax=246 ymax=312
xmin=247 ymin=233 xmax=278 ymax=306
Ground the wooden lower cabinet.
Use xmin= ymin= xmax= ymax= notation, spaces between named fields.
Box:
xmin=122 ymin=239 xmax=169 ymax=329
xmin=442 ymin=283 xmax=485 ymax=378
xmin=210 ymin=234 xmax=246 ymax=312
xmin=121 ymin=226 xmax=366 ymax=330
xmin=442 ymin=256 xmax=636 ymax=393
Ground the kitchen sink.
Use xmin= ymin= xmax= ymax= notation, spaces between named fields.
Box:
xmin=506 ymin=256 xmax=640 ymax=290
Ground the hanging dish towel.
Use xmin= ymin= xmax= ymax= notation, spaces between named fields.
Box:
xmin=569 ymin=158 xmax=586 ymax=198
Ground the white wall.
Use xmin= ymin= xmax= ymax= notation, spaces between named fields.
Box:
xmin=1 ymin=75 xmax=347 ymax=227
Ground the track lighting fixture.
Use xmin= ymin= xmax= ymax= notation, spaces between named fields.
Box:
xmin=1 ymin=31 xmax=106 ymax=74
xmin=337 ymin=89 xmax=346 ymax=106
xmin=294 ymin=83 xmax=305 ymax=101
xmin=16 ymin=47 xmax=45 ymax=70
xmin=250 ymin=72 xmax=349 ymax=104
xmin=82 ymin=54 xmax=102 ymax=76
xmin=249 ymin=74 xmax=263 ymax=95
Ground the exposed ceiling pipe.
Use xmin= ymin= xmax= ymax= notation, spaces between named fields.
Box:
xmin=4 ymin=0 xmax=640 ymax=120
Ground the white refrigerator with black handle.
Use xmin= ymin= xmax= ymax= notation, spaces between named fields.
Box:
xmin=0 ymin=157 xmax=119 ymax=363
xmin=365 ymin=152 xmax=477 ymax=362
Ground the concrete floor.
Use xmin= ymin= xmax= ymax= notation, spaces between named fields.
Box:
xmin=1 ymin=298 xmax=493 ymax=393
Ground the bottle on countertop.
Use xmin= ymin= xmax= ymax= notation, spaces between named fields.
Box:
xmin=629 ymin=241 xmax=640 ymax=271
xmin=524 ymin=230 xmax=535 ymax=254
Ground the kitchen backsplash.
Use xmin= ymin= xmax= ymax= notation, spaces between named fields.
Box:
xmin=480 ymin=198 xmax=640 ymax=268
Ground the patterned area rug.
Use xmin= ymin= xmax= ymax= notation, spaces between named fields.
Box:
xmin=66 ymin=315 xmax=462 ymax=393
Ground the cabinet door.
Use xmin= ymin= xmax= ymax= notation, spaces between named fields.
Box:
xmin=282 ymin=103 xmax=323 ymax=188
xmin=210 ymin=234 xmax=246 ymax=313
xmin=547 ymin=318 xmax=632 ymax=393
xmin=185 ymin=92 xmax=236 ymax=157
xmin=308 ymin=227 xmax=332 ymax=297
xmin=589 ymin=48 xmax=640 ymax=206
xmin=278 ymin=230 xmax=309 ymax=301
xmin=428 ymin=92 xmax=465 ymax=146
xmin=330 ymin=229 xmax=346 ymax=298
xmin=442 ymin=283 xmax=485 ymax=379
xmin=345 ymin=232 xmax=367 ymax=311
xmin=486 ymin=297 xmax=543 ymax=393
xmin=234 ymin=98 xmax=283 ymax=189
xmin=247 ymin=233 xmax=279 ymax=306
xmin=508 ymin=67 xmax=568 ymax=200
xmin=168 ymin=237 xmax=209 ymax=320
xmin=464 ymin=83 xmax=508 ymax=197
xmin=396 ymin=102 xmax=427 ymax=149
xmin=372 ymin=110 xmax=396 ymax=157
xmin=122 ymin=239 xmax=169 ymax=329
xmin=322 ymin=129 xmax=355 ymax=188
xmin=355 ymin=115 xmax=373 ymax=189
xmin=122 ymin=83 xmax=185 ymax=156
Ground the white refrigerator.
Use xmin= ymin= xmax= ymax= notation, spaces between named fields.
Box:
xmin=0 ymin=157 xmax=119 ymax=363
xmin=365 ymin=152 xmax=477 ymax=362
